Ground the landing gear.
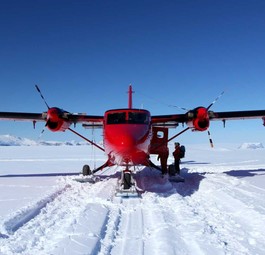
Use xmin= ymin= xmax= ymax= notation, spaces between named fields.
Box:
xmin=116 ymin=167 xmax=139 ymax=197
xmin=82 ymin=164 xmax=91 ymax=176
xmin=122 ymin=170 xmax=132 ymax=189
xmin=79 ymin=163 xmax=141 ymax=196
xmin=74 ymin=164 xmax=97 ymax=183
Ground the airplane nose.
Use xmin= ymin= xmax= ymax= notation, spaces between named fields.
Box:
xmin=119 ymin=135 xmax=135 ymax=147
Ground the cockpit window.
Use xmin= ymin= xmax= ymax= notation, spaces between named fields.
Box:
xmin=107 ymin=112 xmax=126 ymax=124
xmin=106 ymin=111 xmax=149 ymax=125
xmin=128 ymin=112 xmax=149 ymax=124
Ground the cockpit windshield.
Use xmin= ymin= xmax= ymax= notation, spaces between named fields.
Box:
xmin=128 ymin=112 xmax=149 ymax=124
xmin=106 ymin=111 xmax=149 ymax=125
xmin=107 ymin=112 xmax=126 ymax=124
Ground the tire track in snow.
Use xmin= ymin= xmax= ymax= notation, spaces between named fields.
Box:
xmin=207 ymin=171 xmax=265 ymax=214
xmin=49 ymin=176 xmax=119 ymax=255
xmin=140 ymin=193 xmax=191 ymax=255
xmin=1 ymin=165 xmax=264 ymax=255
xmin=0 ymin=176 xmax=117 ymax=255
xmin=200 ymin=173 xmax=265 ymax=254
xmin=171 ymin=169 xmax=265 ymax=255
xmin=108 ymin=197 xmax=145 ymax=255
xmin=3 ymin=184 xmax=71 ymax=235
xmin=99 ymin=172 xmax=191 ymax=255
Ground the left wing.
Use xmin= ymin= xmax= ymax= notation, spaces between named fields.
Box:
xmin=0 ymin=112 xmax=44 ymax=121
xmin=0 ymin=108 xmax=104 ymax=132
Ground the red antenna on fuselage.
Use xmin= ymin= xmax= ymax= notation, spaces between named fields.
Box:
xmin=128 ymin=84 xmax=134 ymax=109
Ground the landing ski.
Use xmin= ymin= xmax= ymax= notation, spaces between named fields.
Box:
xmin=74 ymin=175 xmax=101 ymax=184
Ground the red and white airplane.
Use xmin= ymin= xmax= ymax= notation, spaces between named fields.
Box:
xmin=0 ymin=85 xmax=265 ymax=193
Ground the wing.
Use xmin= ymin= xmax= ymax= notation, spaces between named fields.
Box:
xmin=151 ymin=114 xmax=186 ymax=128
xmin=0 ymin=109 xmax=104 ymax=131
xmin=0 ymin=112 xmax=45 ymax=121
xmin=152 ymin=108 xmax=265 ymax=131
xmin=210 ymin=110 xmax=265 ymax=121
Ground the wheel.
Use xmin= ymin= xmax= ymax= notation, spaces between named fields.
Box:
xmin=123 ymin=172 xmax=132 ymax=189
xmin=82 ymin=165 xmax=91 ymax=176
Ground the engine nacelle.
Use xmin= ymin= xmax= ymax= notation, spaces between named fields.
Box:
xmin=186 ymin=107 xmax=210 ymax=132
xmin=45 ymin=107 xmax=71 ymax=132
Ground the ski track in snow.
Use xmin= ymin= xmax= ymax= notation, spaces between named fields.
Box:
xmin=0 ymin=146 xmax=265 ymax=254
xmin=1 ymin=168 xmax=265 ymax=255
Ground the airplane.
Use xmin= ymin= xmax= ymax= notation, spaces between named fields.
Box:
xmin=0 ymin=85 xmax=265 ymax=195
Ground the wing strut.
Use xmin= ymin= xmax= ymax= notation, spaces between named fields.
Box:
xmin=151 ymin=127 xmax=190 ymax=152
xmin=167 ymin=127 xmax=190 ymax=143
xmin=68 ymin=128 xmax=105 ymax=152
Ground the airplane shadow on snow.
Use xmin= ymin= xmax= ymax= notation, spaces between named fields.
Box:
xmin=0 ymin=172 xmax=79 ymax=178
xmin=224 ymin=169 xmax=265 ymax=178
xmin=170 ymin=167 xmax=206 ymax=197
xmin=133 ymin=166 xmax=206 ymax=197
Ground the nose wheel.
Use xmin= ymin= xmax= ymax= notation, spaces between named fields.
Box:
xmin=116 ymin=167 xmax=139 ymax=197
xmin=122 ymin=169 xmax=132 ymax=189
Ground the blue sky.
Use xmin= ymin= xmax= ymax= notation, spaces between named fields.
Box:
xmin=1 ymin=0 xmax=265 ymax=145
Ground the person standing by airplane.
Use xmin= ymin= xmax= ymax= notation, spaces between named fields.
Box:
xmin=172 ymin=142 xmax=182 ymax=175
xmin=157 ymin=146 xmax=169 ymax=175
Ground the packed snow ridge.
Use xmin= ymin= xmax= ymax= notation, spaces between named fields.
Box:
xmin=0 ymin=135 xmax=88 ymax=146
xmin=238 ymin=142 xmax=264 ymax=149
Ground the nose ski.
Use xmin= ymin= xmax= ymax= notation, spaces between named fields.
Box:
xmin=115 ymin=168 xmax=142 ymax=197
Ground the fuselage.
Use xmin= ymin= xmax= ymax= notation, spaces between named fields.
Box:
xmin=103 ymin=109 xmax=152 ymax=166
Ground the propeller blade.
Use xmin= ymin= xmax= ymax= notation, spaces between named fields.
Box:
xmin=35 ymin=85 xmax=50 ymax=109
xmin=208 ymin=130 xmax=214 ymax=148
xmin=168 ymin=105 xmax=189 ymax=111
xmin=35 ymin=85 xmax=51 ymax=137
xmin=207 ymin=91 xmax=225 ymax=110
xmin=37 ymin=127 xmax=46 ymax=141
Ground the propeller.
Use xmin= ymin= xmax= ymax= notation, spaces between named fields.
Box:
xmin=207 ymin=91 xmax=224 ymax=110
xmin=206 ymin=91 xmax=224 ymax=148
xmin=35 ymin=85 xmax=50 ymax=109
xmin=169 ymin=91 xmax=225 ymax=113
xmin=35 ymin=85 xmax=50 ymax=136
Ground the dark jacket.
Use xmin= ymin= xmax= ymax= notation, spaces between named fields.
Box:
xmin=173 ymin=146 xmax=182 ymax=160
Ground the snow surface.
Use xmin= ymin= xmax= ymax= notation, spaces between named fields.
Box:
xmin=0 ymin=142 xmax=265 ymax=255
xmin=0 ymin=135 xmax=89 ymax=146
xmin=238 ymin=142 xmax=264 ymax=150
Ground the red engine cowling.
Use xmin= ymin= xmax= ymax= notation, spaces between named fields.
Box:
xmin=45 ymin=107 xmax=71 ymax=132
xmin=187 ymin=107 xmax=210 ymax=131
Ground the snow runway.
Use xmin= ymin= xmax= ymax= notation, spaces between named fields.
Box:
xmin=0 ymin=144 xmax=265 ymax=254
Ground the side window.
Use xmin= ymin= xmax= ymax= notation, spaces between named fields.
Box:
xmin=157 ymin=131 xmax=164 ymax=139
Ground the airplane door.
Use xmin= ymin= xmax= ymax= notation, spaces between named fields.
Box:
xmin=149 ymin=127 xmax=168 ymax=155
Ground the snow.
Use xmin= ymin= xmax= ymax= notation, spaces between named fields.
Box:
xmin=0 ymin=135 xmax=38 ymax=146
xmin=0 ymin=142 xmax=265 ymax=255
xmin=238 ymin=142 xmax=264 ymax=149
xmin=0 ymin=135 xmax=89 ymax=146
